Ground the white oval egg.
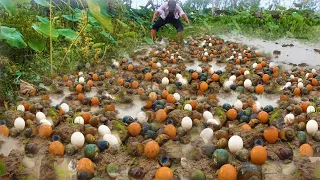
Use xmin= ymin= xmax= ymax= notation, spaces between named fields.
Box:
xmin=228 ymin=135 xmax=243 ymax=153
xmin=71 ymin=132 xmax=85 ymax=148
xmin=98 ymin=125 xmax=111 ymax=136
xmin=306 ymin=120 xmax=318 ymax=134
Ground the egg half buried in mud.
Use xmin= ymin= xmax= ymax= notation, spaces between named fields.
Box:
xmin=60 ymin=103 xmax=69 ymax=113
xmin=228 ymin=135 xmax=243 ymax=153
xmin=71 ymin=132 xmax=85 ymax=148
xmin=307 ymin=106 xmax=315 ymax=114
xmin=200 ymin=128 xmax=214 ymax=144
xmin=284 ymin=113 xmax=295 ymax=125
xmin=223 ymin=80 xmax=233 ymax=89
xmin=184 ymin=104 xmax=192 ymax=111
xmin=17 ymin=105 xmax=25 ymax=112
xmin=181 ymin=117 xmax=192 ymax=130
xmin=103 ymin=134 xmax=119 ymax=147
xmin=74 ymin=116 xmax=84 ymax=125
xmin=203 ymin=111 xmax=214 ymax=121
xmin=234 ymin=100 xmax=243 ymax=110
xmin=14 ymin=117 xmax=25 ymax=130
xmin=306 ymin=120 xmax=318 ymax=134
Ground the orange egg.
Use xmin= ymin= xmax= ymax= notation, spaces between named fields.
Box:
xmin=312 ymin=78 xmax=318 ymax=86
xmin=300 ymin=102 xmax=311 ymax=112
xmin=131 ymin=81 xmax=139 ymax=89
xmin=78 ymin=93 xmax=85 ymax=101
xmin=241 ymin=124 xmax=252 ymax=131
xmin=166 ymin=94 xmax=175 ymax=103
xmin=200 ymin=82 xmax=209 ymax=91
xmin=261 ymin=61 xmax=267 ymax=67
xmin=221 ymin=49 xmax=226 ymax=53
xmin=67 ymin=80 xmax=73 ymax=87
xmin=192 ymin=72 xmax=199 ymax=80
xmin=145 ymin=101 xmax=153 ymax=109
xmin=308 ymin=73 xmax=313 ymax=78
xmin=152 ymin=63 xmax=158 ymax=69
xmin=293 ymin=88 xmax=301 ymax=96
xmin=218 ymin=164 xmax=237 ymax=180
xmin=82 ymin=112 xmax=92 ymax=124
xmin=263 ymin=126 xmax=278 ymax=144
xmin=262 ymin=74 xmax=270 ymax=83
xmin=280 ymin=94 xmax=289 ymax=101
xmin=250 ymin=146 xmax=267 ymax=165
xmin=202 ymin=56 xmax=207 ymax=61
xmin=247 ymin=99 xmax=255 ymax=107
xmin=144 ymin=140 xmax=160 ymax=159
xmin=299 ymin=144 xmax=313 ymax=157
xmin=105 ymin=104 xmax=115 ymax=112
xmin=92 ymin=74 xmax=99 ymax=81
xmin=105 ymin=72 xmax=112 ymax=78
xmin=117 ymin=79 xmax=124 ymax=86
xmin=49 ymin=141 xmax=65 ymax=157
xmin=137 ymin=88 xmax=145 ymax=95
xmin=163 ymin=124 xmax=176 ymax=139
xmin=155 ymin=109 xmax=167 ymax=122
xmin=162 ymin=90 xmax=169 ymax=99
xmin=226 ymin=109 xmax=237 ymax=121
xmin=62 ymin=75 xmax=68 ymax=82
xmin=76 ymin=84 xmax=83 ymax=92
xmin=256 ymin=64 xmax=262 ymax=70
xmin=38 ymin=124 xmax=52 ymax=139
xmin=91 ymin=97 xmax=99 ymax=106
xmin=189 ymin=100 xmax=198 ymax=110
xmin=128 ymin=64 xmax=134 ymax=71
xmin=257 ymin=111 xmax=269 ymax=124
xmin=273 ymin=66 xmax=279 ymax=72
xmin=306 ymin=84 xmax=313 ymax=91
xmin=255 ymin=84 xmax=264 ymax=94
xmin=42 ymin=94 xmax=50 ymax=101
xmin=149 ymin=92 xmax=157 ymax=101
xmin=0 ymin=125 xmax=9 ymax=137
xmin=155 ymin=167 xmax=173 ymax=180
xmin=128 ymin=122 xmax=141 ymax=137
xmin=244 ymin=57 xmax=249 ymax=61
xmin=212 ymin=74 xmax=220 ymax=82
xmin=87 ymin=80 xmax=93 ymax=87
xmin=77 ymin=158 xmax=94 ymax=173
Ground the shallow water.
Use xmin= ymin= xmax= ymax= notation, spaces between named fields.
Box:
xmin=116 ymin=96 xmax=145 ymax=118
xmin=221 ymin=35 xmax=320 ymax=68
xmin=50 ymin=88 xmax=72 ymax=106
xmin=0 ymin=136 xmax=21 ymax=156
xmin=54 ymin=158 xmax=77 ymax=179
xmin=185 ymin=60 xmax=226 ymax=72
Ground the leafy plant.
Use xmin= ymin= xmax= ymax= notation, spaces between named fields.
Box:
xmin=0 ymin=26 xmax=27 ymax=48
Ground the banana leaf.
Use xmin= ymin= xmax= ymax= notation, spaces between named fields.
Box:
xmin=87 ymin=0 xmax=113 ymax=33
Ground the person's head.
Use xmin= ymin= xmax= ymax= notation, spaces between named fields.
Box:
xmin=168 ymin=0 xmax=176 ymax=12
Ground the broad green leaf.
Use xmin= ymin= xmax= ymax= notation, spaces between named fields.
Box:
xmin=32 ymin=23 xmax=59 ymax=39
xmin=0 ymin=0 xmax=17 ymax=16
xmin=100 ymin=31 xmax=117 ymax=45
xmin=34 ymin=0 xmax=52 ymax=7
xmin=116 ymin=19 xmax=129 ymax=29
xmin=36 ymin=15 xmax=49 ymax=24
xmin=144 ymin=37 xmax=154 ymax=45
xmin=87 ymin=0 xmax=113 ymax=33
xmin=92 ymin=0 xmax=110 ymax=17
xmin=62 ymin=13 xmax=81 ymax=22
xmin=28 ymin=38 xmax=45 ymax=51
xmin=0 ymin=26 xmax=27 ymax=48
xmin=57 ymin=28 xmax=78 ymax=40
xmin=292 ymin=12 xmax=304 ymax=22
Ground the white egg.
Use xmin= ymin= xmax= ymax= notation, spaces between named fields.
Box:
xmin=244 ymin=79 xmax=252 ymax=89
xmin=36 ymin=112 xmax=46 ymax=121
xmin=305 ymin=73 xmax=309 ymax=79
xmin=207 ymin=119 xmax=220 ymax=126
xmin=253 ymin=102 xmax=261 ymax=112
xmin=164 ymin=69 xmax=169 ymax=74
xmin=238 ymin=55 xmax=242 ymax=60
xmin=255 ymin=50 xmax=259 ymax=54
xmin=162 ymin=77 xmax=169 ymax=85
xmin=298 ymin=78 xmax=303 ymax=82
xmin=209 ymin=67 xmax=214 ymax=74
xmin=79 ymin=77 xmax=85 ymax=84
xmin=224 ymin=80 xmax=233 ymax=89
xmin=176 ymin=73 xmax=183 ymax=79
xmin=229 ymin=56 xmax=234 ymax=60
xmin=103 ymin=134 xmax=119 ymax=147
xmin=181 ymin=117 xmax=193 ymax=130
xmin=298 ymin=82 xmax=304 ymax=88
xmin=71 ymin=132 xmax=85 ymax=148
xmin=173 ymin=93 xmax=181 ymax=101
xmin=40 ymin=119 xmax=52 ymax=126
xmin=228 ymin=135 xmax=243 ymax=153
xmin=170 ymin=56 xmax=174 ymax=60
xmin=178 ymin=56 xmax=182 ymax=59
xmin=184 ymin=104 xmax=192 ymax=111
xmin=98 ymin=125 xmax=111 ymax=136
xmin=312 ymin=69 xmax=316 ymax=74
xmin=179 ymin=78 xmax=188 ymax=85
xmin=204 ymin=49 xmax=208 ymax=52
xmin=252 ymin=63 xmax=257 ymax=69
xmin=74 ymin=116 xmax=84 ymax=125
xmin=204 ymin=52 xmax=209 ymax=56
xmin=17 ymin=105 xmax=25 ymax=112
xmin=285 ymin=82 xmax=292 ymax=87
xmin=14 ymin=117 xmax=25 ymax=130
xmin=85 ymin=62 xmax=90 ymax=68
xmin=209 ymin=43 xmax=212 ymax=47
xmin=60 ymin=103 xmax=69 ymax=113
xmin=200 ymin=128 xmax=213 ymax=144
xmin=290 ymin=75 xmax=294 ymax=79
xmin=233 ymin=51 xmax=237 ymax=54
xmin=269 ymin=62 xmax=276 ymax=68
xmin=307 ymin=106 xmax=316 ymax=114
xmin=113 ymin=61 xmax=119 ymax=67
xmin=306 ymin=120 xmax=318 ymax=134
xmin=196 ymin=66 xmax=202 ymax=73
xmin=244 ymin=70 xmax=250 ymax=75
xmin=78 ymin=72 xmax=83 ymax=76
xmin=229 ymin=75 xmax=236 ymax=82
xmin=203 ymin=111 xmax=213 ymax=121
xmin=156 ymin=62 xmax=161 ymax=68
xmin=201 ymin=42 xmax=205 ymax=47
xmin=175 ymin=52 xmax=179 ymax=55
xmin=284 ymin=113 xmax=295 ymax=125
xmin=247 ymin=47 xmax=251 ymax=50
xmin=234 ymin=100 xmax=243 ymax=110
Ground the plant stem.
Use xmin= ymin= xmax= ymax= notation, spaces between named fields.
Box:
xmin=49 ymin=0 xmax=53 ymax=75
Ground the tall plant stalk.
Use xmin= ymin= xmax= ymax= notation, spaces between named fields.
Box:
xmin=49 ymin=0 xmax=53 ymax=75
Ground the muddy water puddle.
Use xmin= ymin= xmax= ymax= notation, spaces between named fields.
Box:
xmin=116 ymin=96 xmax=144 ymax=118
xmin=0 ymin=136 xmax=21 ymax=156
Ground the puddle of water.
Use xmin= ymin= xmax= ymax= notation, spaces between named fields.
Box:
xmin=185 ymin=60 xmax=226 ymax=72
xmin=0 ymin=136 xmax=21 ymax=156
xmin=221 ymin=35 xmax=320 ymax=68
xmin=85 ymin=87 xmax=98 ymax=98
xmin=50 ymin=88 xmax=72 ymax=107
xmin=54 ymin=158 xmax=77 ymax=179
xmin=116 ymin=96 xmax=144 ymax=118
xmin=217 ymin=92 xmax=279 ymax=107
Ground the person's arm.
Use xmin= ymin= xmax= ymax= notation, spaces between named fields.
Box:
xmin=177 ymin=5 xmax=189 ymax=24
xmin=152 ymin=3 xmax=166 ymax=23
xmin=152 ymin=11 xmax=159 ymax=23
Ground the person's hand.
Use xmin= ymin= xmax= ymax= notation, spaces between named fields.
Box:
xmin=186 ymin=20 xmax=190 ymax=25
xmin=152 ymin=19 xmax=155 ymax=24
